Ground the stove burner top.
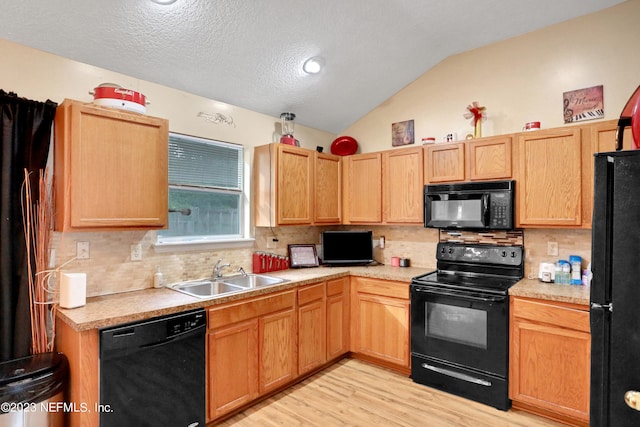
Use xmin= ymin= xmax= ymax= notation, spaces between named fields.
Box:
xmin=412 ymin=270 xmax=520 ymax=295
xmin=411 ymin=242 xmax=524 ymax=295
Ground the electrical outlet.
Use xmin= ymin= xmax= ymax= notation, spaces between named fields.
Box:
xmin=547 ymin=241 xmax=559 ymax=257
xmin=49 ymin=249 xmax=56 ymax=268
xmin=76 ymin=241 xmax=90 ymax=260
xmin=131 ymin=244 xmax=142 ymax=261
xmin=266 ymin=239 xmax=278 ymax=249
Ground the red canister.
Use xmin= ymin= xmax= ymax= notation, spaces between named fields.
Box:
xmin=252 ymin=252 xmax=262 ymax=273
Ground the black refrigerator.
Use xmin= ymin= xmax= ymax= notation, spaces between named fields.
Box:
xmin=591 ymin=150 xmax=640 ymax=426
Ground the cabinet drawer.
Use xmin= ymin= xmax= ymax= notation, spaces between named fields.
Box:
xmin=352 ymin=277 xmax=409 ymax=299
xmin=511 ymin=297 xmax=589 ymax=332
xmin=208 ymin=290 xmax=296 ymax=329
xmin=327 ymin=278 xmax=347 ymax=296
xmin=298 ymin=283 xmax=325 ymax=305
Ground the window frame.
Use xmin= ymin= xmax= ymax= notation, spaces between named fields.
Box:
xmin=155 ymin=132 xmax=253 ymax=251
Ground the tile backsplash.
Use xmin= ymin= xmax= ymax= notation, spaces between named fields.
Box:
xmin=50 ymin=225 xmax=591 ymax=297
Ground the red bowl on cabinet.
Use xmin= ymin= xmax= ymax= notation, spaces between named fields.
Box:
xmin=330 ymin=136 xmax=358 ymax=156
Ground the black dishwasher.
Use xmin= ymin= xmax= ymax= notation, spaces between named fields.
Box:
xmin=99 ymin=309 xmax=206 ymax=427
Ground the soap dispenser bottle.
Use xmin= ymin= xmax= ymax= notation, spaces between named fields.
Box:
xmin=154 ymin=267 xmax=164 ymax=288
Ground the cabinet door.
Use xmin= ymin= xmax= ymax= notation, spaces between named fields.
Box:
xmin=277 ymin=145 xmax=313 ymax=225
xmin=425 ymin=142 xmax=465 ymax=183
xmin=207 ymin=320 xmax=258 ymax=420
xmin=326 ymin=277 xmax=350 ymax=360
xmin=516 ymin=128 xmax=583 ymax=227
xmin=383 ymin=147 xmax=424 ymax=223
xmin=343 ymin=153 xmax=382 ymax=223
xmin=510 ymin=298 xmax=590 ymax=423
xmin=468 ymin=136 xmax=513 ymax=180
xmin=314 ymin=152 xmax=342 ymax=224
xmin=54 ymin=99 xmax=168 ymax=231
xmin=579 ymin=120 xmax=633 ymax=229
xmin=352 ymin=292 xmax=410 ymax=368
xmin=259 ymin=308 xmax=297 ymax=393
xmin=298 ymin=283 xmax=327 ymax=374
xmin=589 ymin=119 xmax=633 ymax=152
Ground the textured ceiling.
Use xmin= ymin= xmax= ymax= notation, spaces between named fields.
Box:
xmin=0 ymin=0 xmax=625 ymax=133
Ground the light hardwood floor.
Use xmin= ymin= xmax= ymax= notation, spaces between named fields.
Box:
xmin=217 ymin=358 xmax=563 ymax=426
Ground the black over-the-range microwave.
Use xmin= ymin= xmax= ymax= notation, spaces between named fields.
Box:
xmin=424 ymin=180 xmax=515 ymax=230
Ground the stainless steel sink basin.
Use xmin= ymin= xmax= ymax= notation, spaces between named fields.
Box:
xmin=221 ymin=274 xmax=288 ymax=288
xmin=171 ymin=280 xmax=246 ymax=298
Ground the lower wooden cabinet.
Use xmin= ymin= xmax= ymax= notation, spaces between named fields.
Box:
xmin=298 ymin=278 xmax=351 ymax=374
xmin=207 ymin=290 xmax=296 ymax=421
xmin=350 ymin=277 xmax=410 ymax=371
xmin=326 ymin=277 xmax=350 ymax=360
xmin=509 ymin=296 xmax=591 ymax=426
xmin=207 ymin=279 xmax=351 ymax=422
xmin=297 ymin=282 xmax=327 ymax=375
xmin=259 ymin=308 xmax=297 ymax=392
xmin=208 ymin=320 xmax=258 ymax=418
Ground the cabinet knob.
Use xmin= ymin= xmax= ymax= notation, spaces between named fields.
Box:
xmin=625 ymin=390 xmax=640 ymax=411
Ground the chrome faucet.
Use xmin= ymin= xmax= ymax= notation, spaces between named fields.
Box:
xmin=237 ymin=267 xmax=248 ymax=277
xmin=213 ymin=259 xmax=231 ymax=279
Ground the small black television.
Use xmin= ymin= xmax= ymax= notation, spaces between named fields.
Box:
xmin=321 ymin=230 xmax=374 ymax=266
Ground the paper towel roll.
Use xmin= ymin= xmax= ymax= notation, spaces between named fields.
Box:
xmin=60 ymin=273 xmax=86 ymax=309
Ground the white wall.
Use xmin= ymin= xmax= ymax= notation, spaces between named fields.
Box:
xmin=0 ymin=38 xmax=336 ymax=151
xmin=343 ymin=0 xmax=640 ymax=152
xmin=0 ymin=37 xmax=338 ymax=296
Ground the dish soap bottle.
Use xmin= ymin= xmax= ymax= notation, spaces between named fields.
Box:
xmin=154 ymin=267 xmax=164 ymax=288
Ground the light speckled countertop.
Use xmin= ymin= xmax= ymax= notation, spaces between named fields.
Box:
xmin=57 ymin=266 xmax=591 ymax=332
xmin=509 ymin=278 xmax=590 ymax=306
xmin=57 ymin=265 xmax=434 ymax=331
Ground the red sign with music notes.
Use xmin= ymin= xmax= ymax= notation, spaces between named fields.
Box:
xmin=563 ymin=85 xmax=604 ymax=124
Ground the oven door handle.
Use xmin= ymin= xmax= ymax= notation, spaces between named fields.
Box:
xmin=420 ymin=363 xmax=492 ymax=387
xmin=413 ymin=286 xmax=505 ymax=302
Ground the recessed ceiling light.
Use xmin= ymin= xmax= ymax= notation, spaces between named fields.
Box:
xmin=303 ymin=57 xmax=324 ymax=74
xmin=151 ymin=0 xmax=177 ymax=4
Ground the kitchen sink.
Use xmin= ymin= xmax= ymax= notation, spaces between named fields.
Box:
xmin=171 ymin=280 xmax=246 ymax=298
xmin=221 ymin=274 xmax=288 ymax=288
xmin=170 ymin=274 xmax=287 ymax=299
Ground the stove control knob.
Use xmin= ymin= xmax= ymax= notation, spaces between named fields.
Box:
xmin=448 ymin=248 xmax=454 ymax=254
xmin=501 ymin=250 xmax=507 ymax=257
xmin=511 ymin=251 xmax=517 ymax=258
xmin=440 ymin=247 xmax=446 ymax=253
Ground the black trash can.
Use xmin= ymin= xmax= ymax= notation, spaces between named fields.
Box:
xmin=0 ymin=352 xmax=69 ymax=427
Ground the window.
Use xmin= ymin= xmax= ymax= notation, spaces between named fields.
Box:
xmin=157 ymin=133 xmax=244 ymax=245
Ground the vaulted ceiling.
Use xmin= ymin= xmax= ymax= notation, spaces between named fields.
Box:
xmin=0 ymin=0 xmax=625 ymax=133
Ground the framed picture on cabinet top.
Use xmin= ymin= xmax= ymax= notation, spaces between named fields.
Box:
xmin=392 ymin=119 xmax=415 ymax=147
xmin=288 ymin=244 xmax=319 ymax=268
xmin=563 ymin=85 xmax=604 ymax=123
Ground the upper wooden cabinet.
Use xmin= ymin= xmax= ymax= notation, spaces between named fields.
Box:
xmin=314 ymin=151 xmax=342 ymax=224
xmin=467 ymin=135 xmax=513 ymax=181
xmin=424 ymin=136 xmax=513 ymax=184
xmin=54 ymin=99 xmax=169 ymax=231
xmin=254 ymin=143 xmax=341 ymax=226
xmin=342 ymin=152 xmax=382 ymax=223
xmin=424 ymin=142 xmax=465 ymax=183
xmin=254 ymin=144 xmax=313 ymax=226
xmin=579 ymin=120 xmax=633 ymax=227
xmin=383 ymin=147 xmax=424 ymax=224
xmin=343 ymin=147 xmax=423 ymax=225
xmin=515 ymin=127 xmax=585 ymax=228
xmin=587 ymin=119 xmax=633 ymax=153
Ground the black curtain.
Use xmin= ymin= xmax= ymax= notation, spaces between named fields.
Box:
xmin=0 ymin=90 xmax=57 ymax=362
